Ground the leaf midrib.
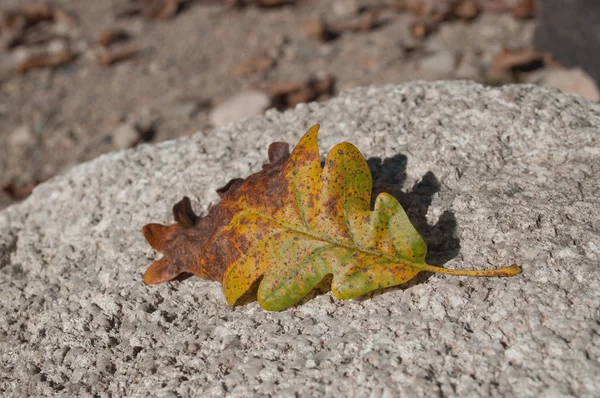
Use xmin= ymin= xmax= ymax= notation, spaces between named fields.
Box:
xmin=222 ymin=207 xmax=422 ymax=269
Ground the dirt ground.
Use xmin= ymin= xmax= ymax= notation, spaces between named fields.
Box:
xmin=0 ymin=0 xmax=542 ymax=209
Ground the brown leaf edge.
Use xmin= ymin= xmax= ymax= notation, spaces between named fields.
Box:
xmin=141 ymin=140 xmax=290 ymax=284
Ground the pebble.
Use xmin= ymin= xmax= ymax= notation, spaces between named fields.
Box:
xmin=209 ymin=90 xmax=272 ymax=127
xmin=332 ymin=0 xmax=359 ymax=17
xmin=455 ymin=61 xmax=480 ymax=80
xmin=176 ymin=101 xmax=200 ymax=119
xmin=111 ymin=123 xmax=140 ymax=149
xmin=8 ymin=125 xmax=36 ymax=147
xmin=419 ymin=50 xmax=456 ymax=75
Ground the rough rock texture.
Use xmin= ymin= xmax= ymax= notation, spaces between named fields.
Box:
xmin=1 ymin=81 xmax=599 ymax=397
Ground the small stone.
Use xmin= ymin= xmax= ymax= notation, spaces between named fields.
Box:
xmin=111 ymin=123 xmax=140 ymax=149
xmin=176 ymin=101 xmax=200 ymax=119
xmin=419 ymin=50 xmax=456 ymax=75
xmin=8 ymin=125 xmax=36 ymax=147
xmin=209 ymin=91 xmax=272 ymax=127
xmin=47 ymin=40 xmax=69 ymax=55
xmin=332 ymin=0 xmax=359 ymax=17
xmin=527 ymin=67 xmax=600 ymax=102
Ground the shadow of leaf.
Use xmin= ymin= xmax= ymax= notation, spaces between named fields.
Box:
xmin=347 ymin=155 xmax=461 ymax=301
xmin=368 ymin=155 xmax=460 ymax=267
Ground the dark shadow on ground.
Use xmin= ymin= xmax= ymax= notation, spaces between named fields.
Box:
xmin=349 ymin=154 xmax=461 ymax=301
xmin=367 ymin=154 xmax=460 ymax=268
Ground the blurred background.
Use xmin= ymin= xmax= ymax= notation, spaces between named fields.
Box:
xmin=1 ymin=0 xmax=598 ymax=209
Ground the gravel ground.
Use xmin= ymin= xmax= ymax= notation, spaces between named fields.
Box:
xmin=0 ymin=0 xmax=538 ymax=209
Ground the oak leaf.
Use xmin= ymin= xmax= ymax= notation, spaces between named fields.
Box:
xmin=143 ymin=125 xmax=520 ymax=311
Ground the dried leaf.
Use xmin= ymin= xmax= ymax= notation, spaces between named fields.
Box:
xmin=453 ymin=0 xmax=480 ymax=21
xmin=95 ymin=45 xmax=139 ymax=66
xmin=257 ymin=75 xmax=334 ymax=109
xmin=256 ymin=0 xmax=297 ymax=5
xmin=489 ymin=49 xmax=548 ymax=78
xmin=403 ymin=0 xmax=454 ymax=22
xmin=144 ymin=0 xmax=180 ymax=19
xmin=0 ymin=3 xmax=77 ymax=49
xmin=1 ymin=3 xmax=77 ymax=27
xmin=119 ymin=0 xmax=181 ymax=19
xmin=14 ymin=25 xmax=66 ymax=47
xmin=410 ymin=18 xmax=438 ymax=39
xmin=303 ymin=19 xmax=339 ymax=42
xmin=3 ymin=181 xmax=37 ymax=200
xmin=478 ymin=0 xmax=509 ymax=12
xmin=16 ymin=46 xmax=74 ymax=73
xmin=175 ymin=94 xmax=212 ymax=110
xmin=305 ymin=9 xmax=383 ymax=42
xmin=331 ymin=9 xmax=381 ymax=33
xmin=19 ymin=4 xmax=55 ymax=25
xmin=233 ymin=54 xmax=275 ymax=77
xmin=142 ymin=125 xmax=521 ymax=311
xmin=512 ymin=0 xmax=535 ymax=19
xmin=226 ymin=0 xmax=300 ymax=7
xmin=97 ymin=29 xmax=130 ymax=47
xmin=385 ymin=0 xmax=483 ymax=22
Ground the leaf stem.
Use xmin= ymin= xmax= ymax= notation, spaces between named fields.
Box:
xmin=419 ymin=263 xmax=521 ymax=277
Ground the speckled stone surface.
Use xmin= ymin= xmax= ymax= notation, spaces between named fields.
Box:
xmin=1 ymin=81 xmax=599 ymax=397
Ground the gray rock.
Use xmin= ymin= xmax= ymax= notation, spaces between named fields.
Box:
xmin=209 ymin=90 xmax=272 ymax=127
xmin=1 ymin=81 xmax=599 ymax=397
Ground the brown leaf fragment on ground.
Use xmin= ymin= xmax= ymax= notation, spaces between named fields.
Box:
xmin=489 ymin=49 xmax=551 ymax=79
xmin=4 ymin=4 xmax=53 ymax=28
xmin=257 ymin=75 xmax=334 ymax=109
xmin=118 ymin=0 xmax=182 ymax=19
xmin=305 ymin=8 xmax=386 ymax=42
xmin=15 ymin=42 xmax=74 ymax=73
xmin=97 ymin=29 xmax=130 ymax=47
xmin=0 ymin=3 xmax=78 ymax=50
xmin=385 ymin=0 xmax=481 ymax=22
xmin=226 ymin=0 xmax=301 ymax=8
xmin=453 ymin=0 xmax=480 ymax=21
xmin=2 ymin=181 xmax=37 ymax=201
xmin=303 ymin=19 xmax=338 ymax=42
xmin=331 ymin=9 xmax=381 ymax=33
xmin=256 ymin=0 xmax=299 ymax=6
xmin=512 ymin=0 xmax=535 ymax=19
xmin=95 ymin=45 xmax=139 ymax=66
xmin=478 ymin=0 xmax=508 ymax=12
xmin=0 ymin=3 xmax=77 ymax=28
xmin=233 ymin=54 xmax=275 ymax=77
xmin=410 ymin=18 xmax=438 ymax=39
xmin=403 ymin=0 xmax=454 ymax=22
xmin=11 ymin=25 xmax=67 ymax=48
xmin=176 ymin=95 xmax=212 ymax=110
